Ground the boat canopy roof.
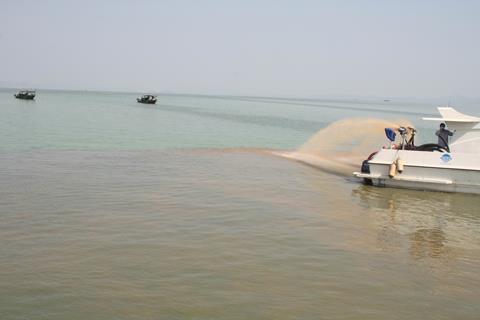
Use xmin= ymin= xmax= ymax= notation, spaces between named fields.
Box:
xmin=423 ymin=107 xmax=480 ymax=123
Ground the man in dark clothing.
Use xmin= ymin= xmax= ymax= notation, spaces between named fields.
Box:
xmin=435 ymin=123 xmax=455 ymax=148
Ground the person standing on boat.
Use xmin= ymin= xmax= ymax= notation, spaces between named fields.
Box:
xmin=436 ymin=123 xmax=455 ymax=149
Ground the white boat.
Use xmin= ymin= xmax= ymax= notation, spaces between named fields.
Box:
xmin=354 ymin=107 xmax=480 ymax=194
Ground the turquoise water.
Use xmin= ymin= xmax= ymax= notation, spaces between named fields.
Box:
xmin=0 ymin=89 xmax=436 ymax=152
xmin=1 ymin=89 xmax=479 ymax=319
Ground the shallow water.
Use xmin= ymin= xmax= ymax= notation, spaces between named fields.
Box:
xmin=1 ymin=90 xmax=479 ymax=319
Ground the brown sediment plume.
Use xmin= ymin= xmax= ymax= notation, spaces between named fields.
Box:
xmin=275 ymin=118 xmax=413 ymax=176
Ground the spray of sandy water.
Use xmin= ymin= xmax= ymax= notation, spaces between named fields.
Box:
xmin=275 ymin=118 xmax=413 ymax=176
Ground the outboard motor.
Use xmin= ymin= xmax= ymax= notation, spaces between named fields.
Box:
xmin=361 ymin=159 xmax=370 ymax=174
xmin=360 ymin=152 xmax=378 ymax=185
xmin=360 ymin=151 xmax=378 ymax=174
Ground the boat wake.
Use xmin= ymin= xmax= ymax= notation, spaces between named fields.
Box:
xmin=272 ymin=118 xmax=413 ymax=176
xmin=178 ymin=118 xmax=413 ymax=177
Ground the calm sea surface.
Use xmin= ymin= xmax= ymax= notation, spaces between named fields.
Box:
xmin=1 ymin=89 xmax=479 ymax=319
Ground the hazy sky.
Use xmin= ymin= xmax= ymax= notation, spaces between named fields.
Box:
xmin=1 ymin=0 xmax=479 ymax=97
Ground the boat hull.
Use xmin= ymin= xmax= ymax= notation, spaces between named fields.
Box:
xmin=14 ymin=95 xmax=35 ymax=100
xmin=137 ymin=99 xmax=156 ymax=104
xmin=355 ymin=149 xmax=480 ymax=194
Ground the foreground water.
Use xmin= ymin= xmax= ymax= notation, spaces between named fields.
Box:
xmin=1 ymin=89 xmax=479 ymax=319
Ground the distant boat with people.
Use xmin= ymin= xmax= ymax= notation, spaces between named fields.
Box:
xmin=137 ymin=94 xmax=157 ymax=104
xmin=14 ymin=90 xmax=36 ymax=100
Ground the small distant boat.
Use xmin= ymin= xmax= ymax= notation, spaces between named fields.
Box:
xmin=137 ymin=94 xmax=157 ymax=104
xmin=14 ymin=90 xmax=36 ymax=100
